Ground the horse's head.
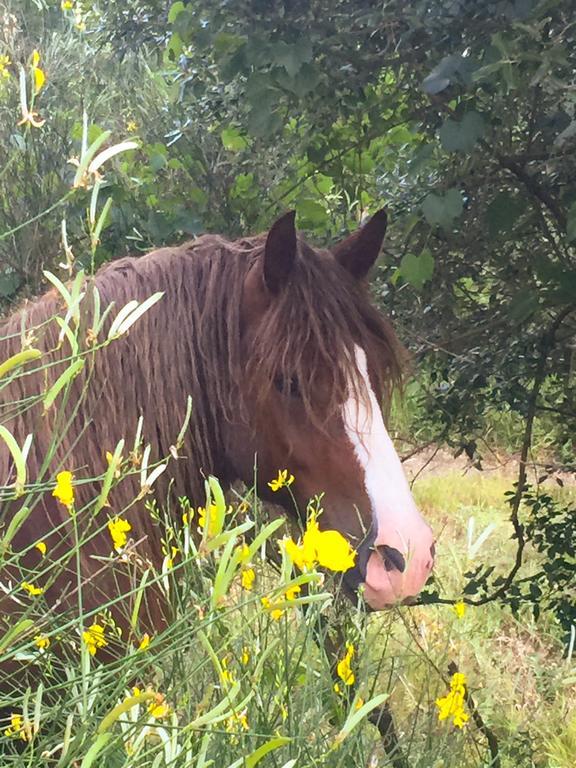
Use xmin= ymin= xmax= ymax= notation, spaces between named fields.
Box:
xmin=230 ymin=211 xmax=434 ymax=610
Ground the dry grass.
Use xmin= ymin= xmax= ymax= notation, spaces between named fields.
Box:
xmin=364 ymin=457 xmax=576 ymax=767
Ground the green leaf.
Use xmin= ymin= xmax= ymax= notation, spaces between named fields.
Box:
xmin=439 ymin=111 xmax=485 ymax=152
xmin=149 ymin=153 xmax=167 ymax=172
xmin=273 ymin=38 xmax=312 ymax=77
xmin=0 ymin=270 xmax=22 ymax=298
xmin=245 ymin=737 xmax=291 ymax=767
xmin=213 ymin=33 xmax=247 ymax=60
xmin=296 ymin=198 xmax=328 ymax=226
xmin=508 ymin=289 xmax=540 ymax=322
xmin=221 ymin=126 xmax=249 ymax=152
xmin=399 ymin=250 xmax=435 ymax=290
xmin=168 ymin=1 xmax=185 ymax=23
xmin=422 ymin=189 xmax=463 ymax=228
xmin=231 ymin=173 xmax=255 ymax=199
xmin=80 ymin=734 xmax=113 ymax=768
xmin=248 ymin=109 xmax=283 ymax=137
xmin=422 ymin=54 xmax=476 ymax=94
xmin=275 ymin=62 xmax=320 ymax=98
xmin=43 ymin=359 xmax=85 ymax=411
xmin=486 ymin=192 xmax=526 ymax=238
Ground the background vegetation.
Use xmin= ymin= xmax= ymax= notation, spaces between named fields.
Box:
xmin=0 ymin=1 xmax=574 ymax=766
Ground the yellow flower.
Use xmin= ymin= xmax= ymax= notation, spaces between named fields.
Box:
xmin=35 ymin=540 xmax=47 ymax=556
xmin=220 ymin=657 xmax=235 ymax=685
xmin=284 ymin=584 xmax=301 ymax=601
xmin=238 ymin=542 xmax=251 ymax=563
xmin=34 ymin=634 xmax=50 ymax=651
xmin=53 ymin=470 xmax=74 ymax=508
xmin=337 ymin=642 xmax=355 ymax=686
xmin=314 ymin=529 xmax=356 ymax=571
xmin=0 ymin=54 xmax=10 ymax=79
xmin=148 ymin=695 xmax=169 ymax=719
xmin=61 ymin=0 xmax=74 ymax=8
xmin=22 ymin=581 xmax=44 ymax=596
xmin=241 ymin=647 xmax=250 ymax=665
xmin=126 ymin=120 xmax=138 ymax=132
xmin=226 ymin=709 xmax=249 ymax=732
xmin=261 ymin=596 xmax=284 ymax=621
xmin=31 ymin=50 xmax=45 ymax=93
xmin=108 ymin=516 xmax=131 ymax=551
xmin=198 ymin=503 xmax=220 ymax=537
xmin=268 ymin=469 xmax=295 ymax=492
xmin=4 ymin=713 xmax=30 ymax=741
xmin=435 ymin=672 xmax=469 ymax=728
xmin=138 ymin=633 xmax=151 ymax=651
xmin=284 ymin=515 xmax=356 ymax=573
xmin=241 ymin=567 xmax=255 ymax=591
xmin=165 ymin=545 xmax=179 ymax=570
xmin=355 ymin=697 xmax=365 ymax=710
xmin=82 ymin=623 xmax=107 ymax=656
xmin=452 ymin=601 xmax=466 ymax=619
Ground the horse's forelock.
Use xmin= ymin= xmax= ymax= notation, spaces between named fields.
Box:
xmin=243 ymin=237 xmax=405 ymax=429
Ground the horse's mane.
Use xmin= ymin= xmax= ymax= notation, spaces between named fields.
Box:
xmin=0 ymin=231 xmax=403 ymax=518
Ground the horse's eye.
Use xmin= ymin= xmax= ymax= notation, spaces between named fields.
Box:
xmin=273 ymin=375 xmax=301 ymax=398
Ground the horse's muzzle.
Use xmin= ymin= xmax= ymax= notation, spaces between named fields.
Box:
xmin=343 ymin=530 xmax=435 ymax=611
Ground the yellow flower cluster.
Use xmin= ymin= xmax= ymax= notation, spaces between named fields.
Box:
xmin=220 ymin=656 xmax=235 ymax=685
xmin=241 ymin=568 xmax=255 ymax=590
xmin=238 ymin=542 xmax=256 ymax=591
xmin=198 ymin=502 xmax=220 ymax=537
xmin=138 ymin=633 xmax=151 ymax=651
xmin=284 ymin=515 xmax=356 ymax=573
xmin=82 ymin=623 xmax=108 ymax=656
xmin=267 ymin=469 xmax=294 ymax=492
xmin=21 ymin=581 xmax=44 ymax=597
xmin=35 ymin=540 xmax=47 ymax=556
xmin=261 ymin=584 xmax=301 ymax=621
xmin=452 ymin=600 xmax=466 ymax=619
xmin=4 ymin=713 xmax=30 ymax=741
xmin=52 ymin=470 xmax=74 ymax=508
xmin=34 ymin=634 xmax=50 ymax=651
xmin=31 ymin=50 xmax=45 ymax=94
xmin=130 ymin=687 xmax=170 ymax=719
xmin=108 ymin=516 xmax=132 ymax=551
xmin=436 ymin=672 xmax=469 ymax=728
xmin=225 ymin=708 xmax=249 ymax=732
xmin=337 ymin=642 xmax=355 ymax=687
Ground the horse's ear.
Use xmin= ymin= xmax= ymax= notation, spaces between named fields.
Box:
xmin=333 ymin=209 xmax=388 ymax=280
xmin=263 ymin=211 xmax=297 ymax=294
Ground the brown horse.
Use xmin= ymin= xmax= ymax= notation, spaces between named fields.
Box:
xmin=0 ymin=210 xmax=434 ymax=634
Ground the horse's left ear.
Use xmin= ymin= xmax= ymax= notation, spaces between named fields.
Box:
xmin=263 ymin=211 xmax=297 ymax=294
xmin=333 ymin=209 xmax=388 ymax=280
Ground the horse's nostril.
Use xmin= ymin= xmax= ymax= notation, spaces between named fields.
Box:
xmin=377 ymin=545 xmax=406 ymax=573
xmin=430 ymin=542 xmax=436 ymax=559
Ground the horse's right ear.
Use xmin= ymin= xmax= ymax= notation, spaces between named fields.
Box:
xmin=333 ymin=209 xmax=388 ymax=280
xmin=262 ymin=211 xmax=297 ymax=294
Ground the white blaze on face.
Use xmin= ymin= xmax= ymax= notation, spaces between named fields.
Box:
xmin=342 ymin=346 xmax=435 ymax=609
